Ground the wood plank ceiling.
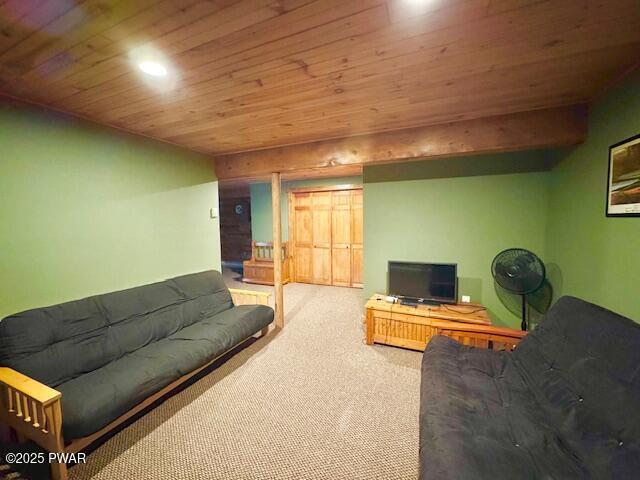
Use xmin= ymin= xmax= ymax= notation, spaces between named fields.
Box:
xmin=0 ymin=0 xmax=639 ymax=156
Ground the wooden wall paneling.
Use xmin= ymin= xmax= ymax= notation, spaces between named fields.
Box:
xmin=311 ymin=191 xmax=332 ymax=285
xmin=350 ymin=189 xmax=364 ymax=288
xmin=331 ymin=190 xmax=351 ymax=287
xmin=292 ymin=192 xmax=313 ymax=283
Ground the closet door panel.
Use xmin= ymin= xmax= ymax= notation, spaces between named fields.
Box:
xmin=312 ymin=192 xmax=332 ymax=285
xmin=332 ymin=190 xmax=351 ymax=286
xmin=351 ymin=247 xmax=363 ymax=288
xmin=293 ymin=193 xmax=313 ymax=283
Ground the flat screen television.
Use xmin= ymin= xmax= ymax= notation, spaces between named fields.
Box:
xmin=388 ymin=261 xmax=458 ymax=305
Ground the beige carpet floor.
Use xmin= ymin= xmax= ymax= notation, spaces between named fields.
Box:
xmin=69 ymin=269 xmax=422 ymax=480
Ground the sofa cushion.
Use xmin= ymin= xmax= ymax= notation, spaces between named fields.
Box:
xmin=0 ymin=270 xmax=232 ymax=387
xmin=512 ymin=296 xmax=640 ymax=477
xmin=420 ymin=335 xmax=588 ymax=479
xmin=420 ymin=297 xmax=640 ymax=480
xmin=102 ymin=271 xmax=234 ymax=369
xmin=0 ymin=297 xmax=109 ymax=388
xmin=59 ymin=304 xmax=273 ymax=439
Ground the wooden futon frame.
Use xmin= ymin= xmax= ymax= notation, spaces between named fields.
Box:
xmin=0 ymin=288 xmax=270 ymax=480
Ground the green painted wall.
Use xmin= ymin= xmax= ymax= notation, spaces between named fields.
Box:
xmin=250 ymin=176 xmax=361 ymax=241
xmin=545 ymin=70 xmax=640 ymax=322
xmin=364 ymin=150 xmax=556 ymax=182
xmin=0 ymin=103 xmax=221 ymax=318
xmin=363 ymin=169 xmax=550 ymax=328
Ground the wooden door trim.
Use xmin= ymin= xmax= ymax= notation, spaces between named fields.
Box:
xmin=287 ymin=184 xmax=362 ymax=194
xmin=288 ymin=191 xmax=296 ymax=282
xmin=350 ymin=189 xmax=364 ymax=288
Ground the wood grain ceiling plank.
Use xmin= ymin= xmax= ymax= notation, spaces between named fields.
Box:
xmin=287 ymin=0 xmax=635 ymax=78
xmin=58 ymin=2 xmax=520 ymax=125
xmin=71 ymin=0 xmax=636 ymax=128
xmin=28 ymin=0 xmax=236 ymax=89
xmin=148 ymin=28 xmax=637 ymax=133
xmin=0 ymin=0 xmax=76 ymax=54
xmin=27 ymin=0 xmax=286 ymax=104
xmin=0 ymin=0 xmax=160 ymax=75
xmin=44 ymin=0 xmax=333 ymax=98
xmin=59 ymin=0 xmax=387 ymax=115
xmin=66 ymin=0 xmax=480 ymax=113
xmin=167 ymin=92 xmax=588 ymax=153
xmin=28 ymin=1 xmax=226 ymax=103
xmin=213 ymin=85 xmax=587 ymax=141
xmin=486 ymin=0 xmax=547 ymax=16
xmin=75 ymin=4 xmax=389 ymax=120
xmin=166 ymin=51 xmax=630 ymax=151
xmin=111 ymin=49 xmax=624 ymax=147
xmin=20 ymin=0 xmax=203 ymax=85
xmin=173 ymin=93 xmax=572 ymax=148
xmin=167 ymin=96 xmax=577 ymax=149
xmin=122 ymin=31 xmax=640 ymax=139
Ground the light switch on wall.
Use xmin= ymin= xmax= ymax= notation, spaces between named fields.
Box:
xmin=210 ymin=207 xmax=218 ymax=219
xmin=461 ymin=295 xmax=471 ymax=303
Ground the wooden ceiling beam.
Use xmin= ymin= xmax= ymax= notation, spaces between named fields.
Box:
xmin=214 ymin=106 xmax=587 ymax=181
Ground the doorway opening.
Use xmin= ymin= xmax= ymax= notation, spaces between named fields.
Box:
xmin=220 ymin=178 xmax=363 ymax=331
xmin=219 ymin=184 xmax=252 ymax=278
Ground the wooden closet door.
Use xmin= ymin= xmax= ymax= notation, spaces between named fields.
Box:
xmin=293 ymin=193 xmax=313 ymax=283
xmin=312 ymin=192 xmax=332 ymax=285
xmin=331 ymin=190 xmax=351 ymax=286
xmin=351 ymin=189 xmax=364 ymax=288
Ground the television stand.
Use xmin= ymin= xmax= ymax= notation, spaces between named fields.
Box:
xmin=365 ymin=294 xmax=526 ymax=352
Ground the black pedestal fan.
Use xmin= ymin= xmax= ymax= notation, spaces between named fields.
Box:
xmin=491 ymin=248 xmax=546 ymax=331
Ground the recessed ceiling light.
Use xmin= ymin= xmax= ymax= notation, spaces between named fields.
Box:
xmin=138 ymin=61 xmax=167 ymax=77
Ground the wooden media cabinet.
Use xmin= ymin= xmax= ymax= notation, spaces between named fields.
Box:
xmin=365 ymin=295 xmax=526 ymax=352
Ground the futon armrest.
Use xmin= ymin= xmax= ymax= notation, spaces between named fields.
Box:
xmin=0 ymin=367 xmax=61 ymax=405
xmin=229 ymin=288 xmax=271 ymax=306
xmin=429 ymin=321 xmax=527 ymax=351
xmin=0 ymin=367 xmax=65 ymax=456
xmin=437 ymin=323 xmax=527 ymax=338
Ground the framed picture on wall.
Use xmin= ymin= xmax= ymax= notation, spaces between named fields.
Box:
xmin=606 ymin=133 xmax=640 ymax=217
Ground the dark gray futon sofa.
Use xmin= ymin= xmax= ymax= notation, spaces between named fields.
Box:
xmin=420 ymin=296 xmax=640 ymax=479
xmin=0 ymin=270 xmax=273 ymax=440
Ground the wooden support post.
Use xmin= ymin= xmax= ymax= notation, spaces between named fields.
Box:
xmin=271 ymin=172 xmax=284 ymax=328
